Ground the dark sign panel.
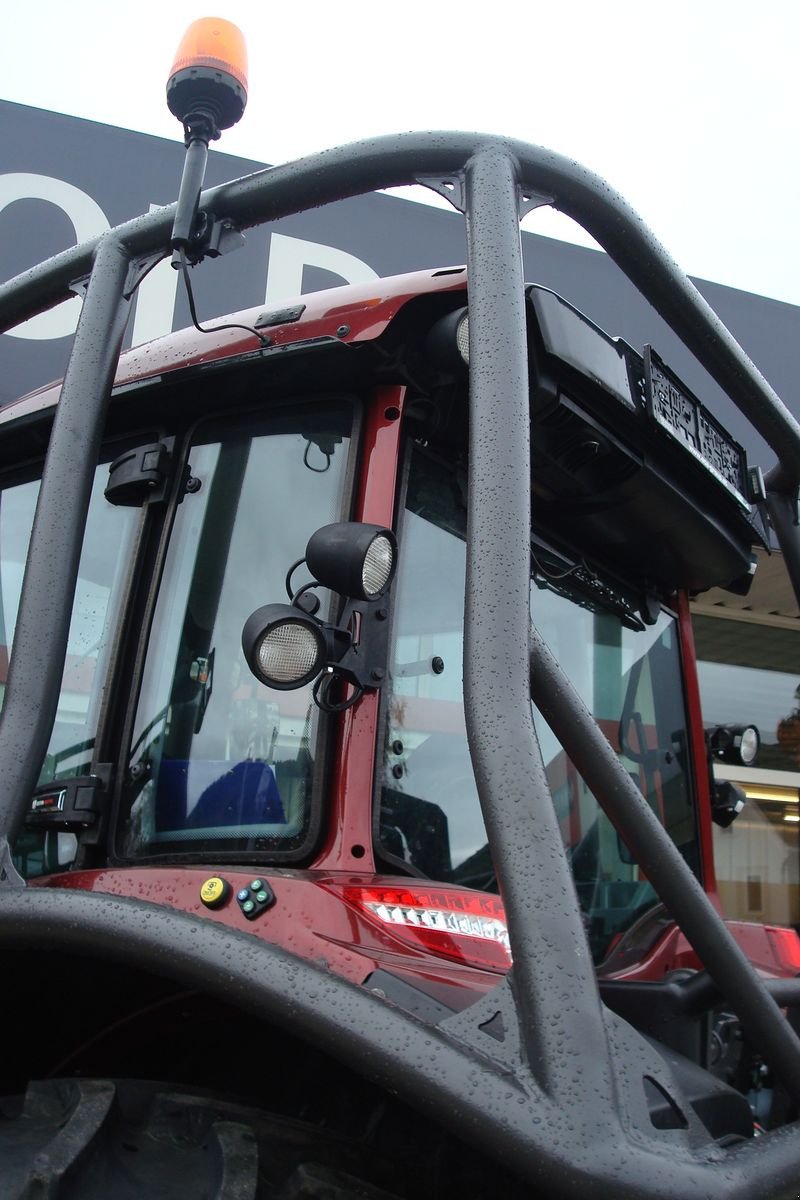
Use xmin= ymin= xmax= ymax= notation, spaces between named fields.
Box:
xmin=2 ymin=99 xmax=799 ymax=473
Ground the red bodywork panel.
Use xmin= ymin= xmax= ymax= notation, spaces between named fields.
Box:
xmin=33 ymin=865 xmax=800 ymax=1004
xmin=311 ymin=384 xmax=406 ymax=875
xmin=608 ymin=918 xmax=800 ymax=982
xmin=31 ymin=866 xmax=501 ymax=1011
xmin=677 ymin=589 xmax=720 ymax=903
xmin=0 ymin=268 xmax=467 ymax=427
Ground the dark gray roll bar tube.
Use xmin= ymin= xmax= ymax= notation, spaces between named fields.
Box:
xmin=0 ymin=233 xmax=132 ymax=852
xmin=0 ymin=131 xmax=799 ymax=1192
xmin=766 ymin=488 xmax=800 ymax=604
xmin=2 ymin=133 xmax=800 ymax=475
xmin=3 ymin=134 xmax=799 ymax=582
xmin=462 ymin=147 xmax=613 ymax=1103
xmin=4 ymin=886 xmax=800 ymax=1200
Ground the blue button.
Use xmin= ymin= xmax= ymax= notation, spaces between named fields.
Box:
xmin=237 ymin=889 xmax=249 ymax=902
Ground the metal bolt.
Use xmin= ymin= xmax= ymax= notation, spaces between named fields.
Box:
xmin=336 ymin=324 xmax=350 ymax=337
xmin=431 ymin=656 xmax=445 ymax=674
xmin=371 ymin=668 xmax=385 ymax=682
xmin=184 ymin=476 xmax=202 ymax=494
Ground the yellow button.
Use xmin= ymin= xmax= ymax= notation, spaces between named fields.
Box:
xmin=200 ymin=877 xmax=231 ymax=908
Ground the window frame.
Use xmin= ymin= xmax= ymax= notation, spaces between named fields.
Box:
xmin=373 ymin=436 xmax=705 ymax=961
xmin=0 ymin=430 xmax=157 ymax=877
xmin=108 ymin=390 xmax=363 ymax=869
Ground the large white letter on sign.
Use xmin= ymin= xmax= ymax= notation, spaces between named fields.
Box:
xmin=265 ymin=233 xmax=378 ymax=303
xmin=0 ymin=174 xmax=110 ymax=341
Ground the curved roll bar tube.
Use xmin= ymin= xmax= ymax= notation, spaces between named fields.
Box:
xmin=1 ymin=133 xmax=799 ymax=1195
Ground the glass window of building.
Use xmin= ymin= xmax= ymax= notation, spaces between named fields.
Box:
xmin=692 ymin=585 xmax=800 ymax=930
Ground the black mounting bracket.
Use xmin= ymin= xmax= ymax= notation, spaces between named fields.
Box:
xmin=326 ymin=597 xmax=392 ymax=691
xmin=416 ymin=173 xmax=552 ymax=220
xmin=26 ymin=768 xmax=110 ymax=831
xmin=0 ymin=837 xmax=24 ymax=888
xmin=188 ymin=210 xmax=246 ymax=262
xmin=105 ymin=437 xmax=176 ymax=507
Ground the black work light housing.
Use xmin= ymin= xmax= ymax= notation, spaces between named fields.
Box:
xmin=305 ymin=523 xmax=397 ymax=601
xmin=711 ymin=780 xmax=747 ymax=828
xmin=426 ymin=306 xmax=470 ymax=370
xmin=708 ymin=723 xmax=760 ymax=767
xmin=242 ymin=605 xmax=327 ymax=691
xmin=242 ymin=523 xmax=398 ymax=704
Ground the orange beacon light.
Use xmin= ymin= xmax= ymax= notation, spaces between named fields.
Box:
xmin=166 ymin=18 xmax=249 ymax=258
xmin=167 ymin=17 xmax=248 ymax=136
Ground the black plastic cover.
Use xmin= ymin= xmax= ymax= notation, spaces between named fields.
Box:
xmin=526 ymin=287 xmax=761 ymax=596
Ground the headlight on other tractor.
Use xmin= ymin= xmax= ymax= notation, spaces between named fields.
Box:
xmin=708 ymin=723 xmax=761 ymax=767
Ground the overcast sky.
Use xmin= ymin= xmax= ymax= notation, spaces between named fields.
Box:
xmin=2 ymin=0 xmax=799 ymax=305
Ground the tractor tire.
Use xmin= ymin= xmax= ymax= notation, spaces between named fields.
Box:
xmin=0 ymin=1077 xmax=412 ymax=1199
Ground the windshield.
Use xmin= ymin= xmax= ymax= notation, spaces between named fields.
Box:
xmin=380 ymin=446 xmax=699 ymax=964
xmin=121 ymin=405 xmax=353 ymax=860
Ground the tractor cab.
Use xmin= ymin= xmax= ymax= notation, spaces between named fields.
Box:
xmin=1 ymin=17 xmax=800 ymax=1200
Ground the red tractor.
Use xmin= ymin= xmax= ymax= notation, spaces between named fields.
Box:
xmin=0 ymin=18 xmax=799 ymax=1199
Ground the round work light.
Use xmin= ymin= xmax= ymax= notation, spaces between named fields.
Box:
xmin=737 ymin=725 xmax=760 ymax=766
xmin=455 ymin=311 xmax=470 ymax=364
xmin=242 ymin=605 xmax=326 ymax=691
xmin=305 ymin=523 xmax=397 ymax=601
xmin=426 ymin=307 xmax=470 ymax=369
xmin=361 ymin=534 xmax=394 ymax=598
xmin=708 ymin=723 xmax=761 ymax=768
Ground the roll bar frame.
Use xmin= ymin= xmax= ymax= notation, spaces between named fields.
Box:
xmin=1 ymin=132 xmax=799 ymax=1196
